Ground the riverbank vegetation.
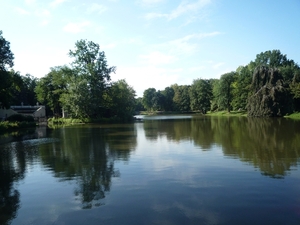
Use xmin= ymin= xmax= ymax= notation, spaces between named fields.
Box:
xmin=0 ymin=114 xmax=36 ymax=133
xmin=141 ymin=50 xmax=300 ymax=117
xmin=1 ymin=30 xmax=300 ymax=123
xmin=284 ymin=112 xmax=300 ymax=120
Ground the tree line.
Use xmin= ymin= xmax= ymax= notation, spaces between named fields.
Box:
xmin=1 ymin=29 xmax=300 ymax=120
xmin=141 ymin=50 xmax=300 ymax=116
xmin=0 ymin=31 xmax=136 ymax=121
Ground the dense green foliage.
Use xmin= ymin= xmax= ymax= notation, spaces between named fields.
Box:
xmin=141 ymin=50 xmax=300 ymax=117
xmin=0 ymin=31 xmax=16 ymax=108
xmin=1 ymin=29 xmax=300 ymax=119
xmin=104 ymin=79 xmax=136 ymax=121
xmin=5 ymin=114 xmax=34 ymax=122
xmin=35 ymin=40 xmax=135 ymax=121
xmin=0 ymin=31 xmax=14 ymax=71
xmin=35 ymin=66 xmax=69 ymax=116
xmin=0 ymin=121 xmax=36 ymax=133
xmin=0 ymin=31 xmax=38 ymax=109
xmin=189 ymin=79 xmax=212 ymax=113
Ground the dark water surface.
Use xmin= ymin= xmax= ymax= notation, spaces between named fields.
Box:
xmin=1 ymin=116 xmax=300 ymax=225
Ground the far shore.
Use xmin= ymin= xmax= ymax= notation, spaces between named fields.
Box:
xmin=138 ymin=110 xmax=300 ymax=119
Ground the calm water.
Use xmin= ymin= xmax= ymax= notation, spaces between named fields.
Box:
xmin=1 ymin=116 xmax=300 ymax=225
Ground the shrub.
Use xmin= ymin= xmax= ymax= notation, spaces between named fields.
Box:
xmin=6 ymin=114 xmax=35 ymax=122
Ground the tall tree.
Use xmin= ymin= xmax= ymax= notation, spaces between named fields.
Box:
xmin=142 ymin=88 xmax=156 ymax=111
xmin=0 ymin=31 xmax=15 ymax=108
xmin=213 ymin=72 xmax=235 ymax=112
xmin=247 ymin=67 xmax=292 ymax=117
xmin=172 ymin=84 xmax=191 ymax=112
xmin=134 ymin=97 xmax=145 ymax=112
xmin=10 ymin=74 xmax=37 ymax=106
xmin=64 ymin=40 xmax=116 ymax=118
xmin=104 ymin=79 xmax=136 ymax=121
xmin=162 ymin=86 xmax=175 ymax=111
xmin=231 ymin=66 xmax=252 ymax=110
xmin=189 ymin=79 xmax=213 ymax=113
xmin=251 ymin=49 xmax=299 ymax=82
xmin=35 ymin=66 xmax=70 ymax=116
xmin=0 ymin=31 xmax=14 ymax=71
xmin=290 ymin=70 xmax=300 ymax=111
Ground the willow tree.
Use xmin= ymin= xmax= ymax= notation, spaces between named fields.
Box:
xmin=247 ymin=67 xmax=292 ymax=117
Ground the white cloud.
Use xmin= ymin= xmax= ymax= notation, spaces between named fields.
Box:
xmin=145 ymin=0 xmax=212 ymax=20
xmin=50 ymin=0 xmax=68 ymax=7
xmin=113 ymin=66 xmax=182 ymax=97
xmin=169 ymin=0 xmax=211 ymax=20
xmin=140 ymin=51 xmax=177 ymax=65
xmin=141 ymin=0 xmax=164 ymax=4
xmin=63 ymin=21 xmax=90 ymax=33
xmin=15 ymin=7 xmax=31 ymax=15
xmin=189 ymin=66 xmax=206 ymax=72
xmin=145 ymin=12 xmax=167 ymax=20
xmin=15 ymin=5 xmax=51 ymax=25
xmin=35 ymin=9 xmax=51 ymax=26
xmin=25 ymin=0 xmax=36 ymax=5
xmin=14 ymin=47 xmax=71 ymax=78
xmin=86 ymin=3 xmax=107 ymax=14
xmin=36 ymin=9 xmax=51 ymax=17
xmin=166 ymin=32 xmax=221 ymax=55
xmin=102 ymin=43 xmax=117 ymax=49
xmin=213 ymin=62 xmax=224 ymax=69
xmin=139 ymin=0 xmax=165 ymax=7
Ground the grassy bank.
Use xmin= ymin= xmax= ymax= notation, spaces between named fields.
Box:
xmin=206 ymin=110 xmax=248 ymax=116
xmin=48 ymin=117 xmax=85 ymax=125
xmin=138 ymin=110 xmax=248 ymax=116
xmin=284 ymin=112 xmax=300 ymax=119
xmin=139 ymin=111 xmax=199 ymax=115
xmin=48 ymin=116 xmax=135 ymax=126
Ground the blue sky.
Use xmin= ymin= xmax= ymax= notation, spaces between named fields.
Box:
xmin=1 ymin=0 xmax=299 ymax=97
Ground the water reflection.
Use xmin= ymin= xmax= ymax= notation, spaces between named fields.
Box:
xmin=0 ymin=129 xmax=45 ymax=225
xmin=1 ymin=117 xmax=300 ymax=224
xmin=0 ymin=123 xmax=137 ymax=223
xmin=38 ymin=124 xmax=137 ymax=209
xmin=143 ymin=116 xmax=300 ymax=178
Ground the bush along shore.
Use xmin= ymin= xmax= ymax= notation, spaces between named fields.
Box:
xmin=0 ymin=114 xmax=37 ymax=134
xmin=0 ymin=121 xmax=36 ymax=133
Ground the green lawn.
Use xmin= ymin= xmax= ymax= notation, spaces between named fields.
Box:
xmin=206 ymin=110 xmax=247 ymax=116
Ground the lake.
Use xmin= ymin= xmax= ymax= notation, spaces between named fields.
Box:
xmin=1 ymin=115 xmax=300 ymax=225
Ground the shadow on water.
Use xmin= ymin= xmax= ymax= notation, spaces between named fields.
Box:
xmin=143 ymin=116 xmax=300 ymax=178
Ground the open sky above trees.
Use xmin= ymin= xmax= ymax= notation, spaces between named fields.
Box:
xmin=1 ymin=0 xmax=300 ymax=97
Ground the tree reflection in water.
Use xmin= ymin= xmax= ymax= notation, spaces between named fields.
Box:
xmin=143 ymin=116 xmax=300 ymax=178
xmin=0 ymin=139 xmax=38 ymax=225
xmin=38 ymin=124 xmax=136 ymax=209
xmin=0 ymin=123 xmax=136 ymax=222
